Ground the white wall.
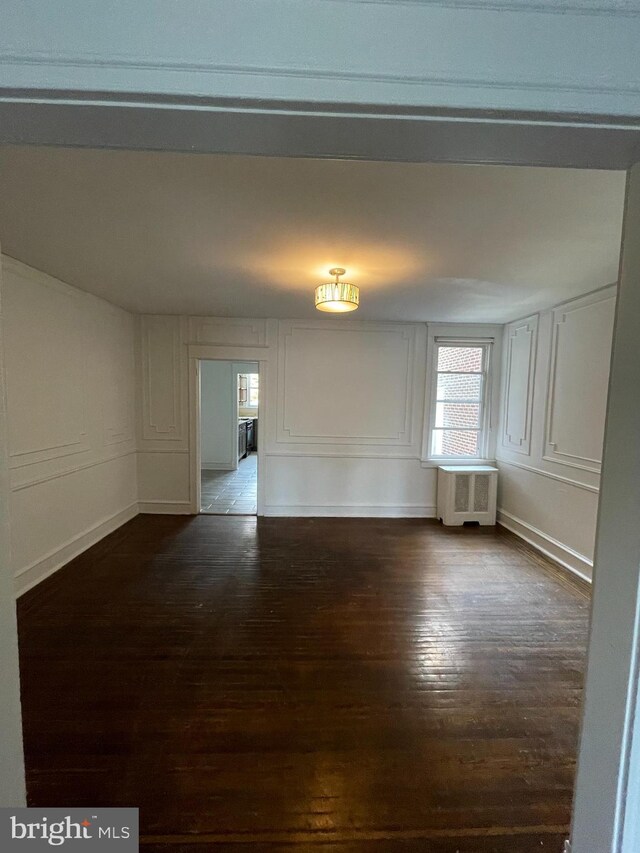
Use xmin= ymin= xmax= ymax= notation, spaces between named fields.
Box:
xmin=200 ymin=361 xmax=236 ymax=470
xmin=57 ymin=284 xmax=614 ymax=559
xmin=2 ymin=257 xmax=138 ymax=595
xmin=200 ymin=361 xmax=259 ymax=470
xmin=266 ymin=317 xmax=431 ymax=515
xmin=135 ymin=315 xmax=190 ymax=513
xmin=137 ymin=314 xmax=502 ymax=517
xmin=5 ymin=271 xmax=606 ymax=559
xmin=496 ymin=285 xmax=616 ymax=580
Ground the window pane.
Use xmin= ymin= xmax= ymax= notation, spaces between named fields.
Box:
xmin=437 ymin=373 xmax=481 ymax=401
xmin=435 ymin=402 xmax=480 ymax=429
xmin=432 ymin=429 xmax=479 ymax=457
xmin=247 ymin=374 xmax=259 ymax=406
xmin=437 ymin=346 xmax=483 ymax=372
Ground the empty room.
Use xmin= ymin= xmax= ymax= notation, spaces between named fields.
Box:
xmin=0 ymin=143 xmax=631 ymax=853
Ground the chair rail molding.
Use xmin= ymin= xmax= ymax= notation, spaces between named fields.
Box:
xmin=496 ymin=457 xmax=599 ymax=495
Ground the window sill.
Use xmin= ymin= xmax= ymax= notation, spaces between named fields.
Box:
xmin=420 ymin=458 xmax=496 ymax=469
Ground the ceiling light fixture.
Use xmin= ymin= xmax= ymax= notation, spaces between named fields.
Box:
xmin=314 ymin=268 xmax=360 ymax=313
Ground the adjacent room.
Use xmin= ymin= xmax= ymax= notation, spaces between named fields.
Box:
xmin=0 ymin=145 xmax=626 ymax=852
xmin=200 ymin=361 xmax=259 ymax=514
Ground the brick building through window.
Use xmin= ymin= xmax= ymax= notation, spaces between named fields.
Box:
xmin=431 ymin=343 xmax=488 ymax=458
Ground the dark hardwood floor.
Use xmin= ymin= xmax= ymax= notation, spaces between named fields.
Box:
xmin=17 ymin=515 xmax=590 ymax=852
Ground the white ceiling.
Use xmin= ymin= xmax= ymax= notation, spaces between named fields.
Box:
xmin=0 ymin=146 xmax=626 ymax=323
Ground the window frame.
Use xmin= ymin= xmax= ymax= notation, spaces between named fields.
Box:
xmin=247 ymin=373 xmax=259 ymax=408
xmin=427 ymin=337 xmax=493 ymax=463
xmin=238 ymin=373 xmax=259 ymax=408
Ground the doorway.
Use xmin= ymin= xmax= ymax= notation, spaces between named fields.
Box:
xmin=199 ymin=360 xmax=259 ymax=515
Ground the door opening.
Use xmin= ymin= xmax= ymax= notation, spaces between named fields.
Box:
xmin=199 ymin=359 xmax=259 ymax=515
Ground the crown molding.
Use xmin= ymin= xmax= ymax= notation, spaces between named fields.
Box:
xmin=318 ymin=0 xmax=640 ymax=17
xmin=1 ymin=52 xmax=640 ymax=100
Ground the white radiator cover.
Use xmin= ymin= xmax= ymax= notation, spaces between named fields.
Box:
xmin=437 ymin=465 xmax=498 ymax=526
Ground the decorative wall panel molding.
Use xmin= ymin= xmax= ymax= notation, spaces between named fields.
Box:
xmin=10 ymin=449 xmax=136 ymax=492
xmin=276 ymin=321 xmax=416 ymax=446
xmin=2 ymin=258 xmax=137 ymax=495
xmin=544 ymin=287 xmax=616 ymax=472
xmin=4 ymin=258 xmax=90 ymax=466
xmin=2 ymin=256 xmax=139 ymax=593
xmin=104 ymin=422 xmax=134 ymax=446
xmin=8 ymin=431 xmax=91 ymax=467
xmin=137 ymin=448 xmax=191 ymax=455
xmin=188 ymin=317 xmax=267 ymax=347
xmin=99 ymin=308 xmax=135 ymax=447
xmin=141 ymin=315 xmax=184 ymax=441
xmin=265 ymin=450 xmax=420 ymax=460
xmin=496 ymin=458 xmax=600 ymax=495
xmin=502 ymin=314 xmax=538 ymax=455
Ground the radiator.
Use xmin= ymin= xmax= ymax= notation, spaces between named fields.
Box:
xmin=436 ymin=465 xmax=498 ymax=526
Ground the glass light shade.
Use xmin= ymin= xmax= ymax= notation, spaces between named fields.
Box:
xmin=314 ymin=281 xmax=360 ymax=312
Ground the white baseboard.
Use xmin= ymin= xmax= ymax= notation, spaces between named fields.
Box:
xmin=263 ymin=504 xmax=437 ymax=518
xmin=201 ymin=462 xmax=234 ymax=471
xmin=15 ymin=502 xmax=139 ymax=597
xmin=497 ymin=508 xmax=593 ymax=583
xmin=138 ymin=500 xmax=193 ymax=515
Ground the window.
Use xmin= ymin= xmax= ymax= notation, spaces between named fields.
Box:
xmin=430 ymin=341 xmax=491 ymax=459
xmin=238 ymin=373 xmax=259 ymax=408
xmin=248 ymin=374 xmax=259 ymax=407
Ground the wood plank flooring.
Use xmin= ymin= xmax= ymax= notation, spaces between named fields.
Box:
xmin=17 ymin=516 xmax=590 ymax=852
